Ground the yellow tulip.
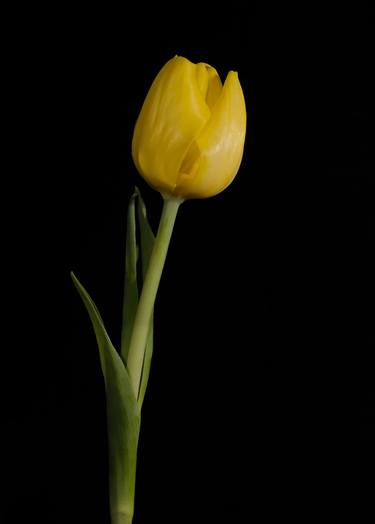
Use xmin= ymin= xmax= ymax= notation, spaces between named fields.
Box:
xmin=132 ymin=56 xmax=246 ymax=199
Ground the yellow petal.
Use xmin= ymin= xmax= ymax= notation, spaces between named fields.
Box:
xmin=195 ymin=63 xmax=209 ymax=100
xmin=175 ymin=71 xmax=246 ymax=198
xmin=194 ymin=63 xmax=223 ymax=111
xmin=204 ymin=64 xmax=223 ymax=111
xmin=132 ymin=56 xmax=210 ymax=194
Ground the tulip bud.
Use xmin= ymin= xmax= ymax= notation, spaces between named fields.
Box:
xmin=132 ymin=56 xmax=246 ymax=199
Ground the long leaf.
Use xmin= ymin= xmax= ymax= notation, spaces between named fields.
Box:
xmin=136 ymin=188 xmax=156 ymax=406
xmin=121 ymin=192 xmax=139 ymax=365
xmin=71 ymin=272 xmax=140 ymax=520
xmin=136 ymin=187 xmax=155 ymax=282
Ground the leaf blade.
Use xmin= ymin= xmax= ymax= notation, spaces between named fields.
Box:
xmin=71 ymin=271 xmax=140 ymax=518
xmin=136 ymin=187 xmax=155 ymax=281
xmin=121 ymin=192 xmax=139 ymax=365
xmin=136 ymin=188 xmax=156 ymax=405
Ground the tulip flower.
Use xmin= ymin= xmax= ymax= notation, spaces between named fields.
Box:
xmin=132 ymin=55 xmax=246 ymax=199
xmin=72 ymin=56 xmax=246 ymax=524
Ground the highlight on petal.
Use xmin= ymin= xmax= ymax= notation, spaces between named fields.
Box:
xmin=132 ymin=56 xmax=210 ymax=194
xmin=175 ymin=71 xmax=246 ymax=198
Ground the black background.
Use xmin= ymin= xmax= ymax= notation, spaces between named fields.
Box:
xmin=1 ymin=4 xmax=373 ymax=523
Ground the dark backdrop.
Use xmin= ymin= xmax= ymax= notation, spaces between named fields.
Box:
xmin=1 ymin=4 xmax=372 ymax=523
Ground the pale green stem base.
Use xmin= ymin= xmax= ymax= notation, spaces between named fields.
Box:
xmin=111 ymin=511 xmax=133 ymax=524
xmin=126 ymin=196 xmax=182 ymax=398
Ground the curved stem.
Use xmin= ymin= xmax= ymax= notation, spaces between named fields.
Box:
xmin=126 ymin=196 xmax=182 ymax=398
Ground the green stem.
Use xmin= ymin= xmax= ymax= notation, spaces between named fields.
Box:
xmin=126 ymin=196 xmax=182 ymax=398
xmin=111 ymin=511 xmax=133 ymax=524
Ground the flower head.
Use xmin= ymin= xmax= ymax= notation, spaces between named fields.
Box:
xmin=132 ymin=56 xmax=246 ymax=199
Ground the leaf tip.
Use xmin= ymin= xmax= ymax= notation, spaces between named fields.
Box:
xmin=70 ymin=271 xmax=82 ymax=292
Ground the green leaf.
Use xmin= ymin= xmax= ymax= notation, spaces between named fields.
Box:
xmin=120 ymin=192 xmax=139 ymax=365
xmin=136 ymin=188 xmax=155 ymax=407
xmin=136 ymin=187 xmax=155 ymax=281
xmin=71 ymin=272 xmax=140 ymax=519
xmin=119 ymin=188 xmax=156 ymax=405
xmin=138 ymin=320 xmax=154 ymax=408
